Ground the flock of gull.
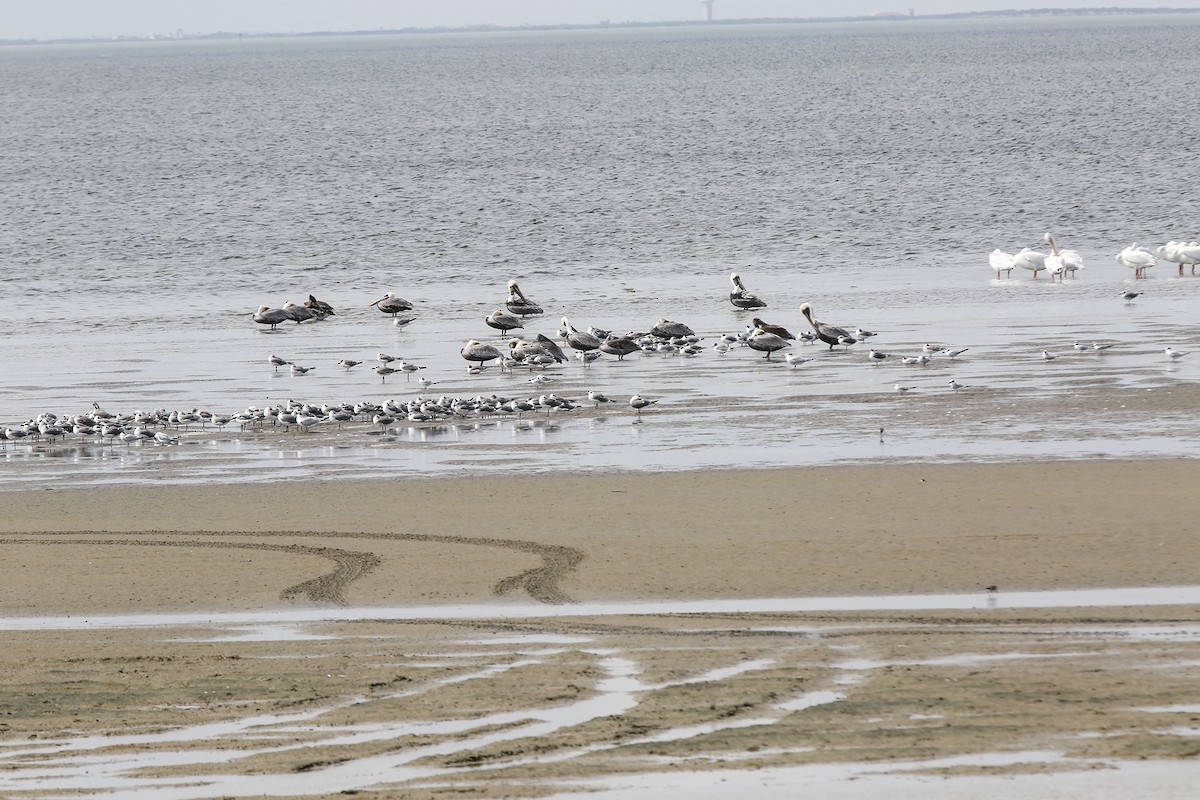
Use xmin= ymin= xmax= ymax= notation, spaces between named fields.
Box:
xmin=4 ymin=247 xmax=1195 ymax=450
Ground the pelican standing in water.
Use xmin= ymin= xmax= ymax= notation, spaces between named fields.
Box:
xmin=751 ymin=317 xmax=795 ymax=340
xmin=1116 ymin=244 xmax=1156 ymax=278
xmin=746 ymin=328 xmax=792 ymax=360
xmin=1012 ymin=245 xmax=1048 ymax=278
xmin=369 ymin=292 xmax=415 ymax=316
xmin=600 ymin=334 xmax=640 ymax=361
xmin=562 ymin=317 xmax=602 ymax=355
xmin=461 ymin=339 xmax=502 ymax=367
xmin=729 ymin=271 xmax=766 ymax=310
xmin=253 ymin=305 xmax=291 ymax=330
xmin=988 ymin=249 xmax=1015 ymax=279
xmin=485 ymin=310 xmax=523 ymax=335
xmin=1044 ymin=233 xmax=1084 ymax=278
xmin=650 ymin=319 xmax=695 ymax=339
xmin=799 ymin=303 xmax=856 ymax=349
xmin=304 ymin=294 xmax=335 ymax=315
xmin=505 ymin=280 xmax=544 ymax=317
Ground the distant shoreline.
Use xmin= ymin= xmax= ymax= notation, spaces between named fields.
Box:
xmin=3 ymin=6 xmax=1198 ymax=47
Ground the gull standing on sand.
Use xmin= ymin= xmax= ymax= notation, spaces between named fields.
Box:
xmin=948 ymin=379 xmax=967 ymax=391
xmin=268 ymin=354 xmax=289 ymax=371
xmin=588 ymin=390 xmax=612 ymax=408
xmin=629 ymin=394 xmax=658 ymax=416
xmin=375 ymin=365 xmax=399 ymax=382
xmin=894 ymin=384 xmax=916 ymax=393
xmin=784 ymin=353 xmax=811 ymax=368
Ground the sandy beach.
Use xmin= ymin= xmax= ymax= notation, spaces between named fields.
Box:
xmin=2 ymin=460 xmax=1200 ymax=797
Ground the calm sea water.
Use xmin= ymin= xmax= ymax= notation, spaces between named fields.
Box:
xmin=2 ymin=15 xmax=1199 ymax=486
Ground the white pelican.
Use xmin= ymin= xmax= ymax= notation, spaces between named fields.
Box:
xmin=1012 ymin=246 xmax=1048 ymax=278
xmin=505 ymin=280 xmax=543 ymax=317
xmin=369 ymin=292 xmax=414 ymax=316
xmin=461 ymin=339 xmax=502 ymax=367
xmin=253 ymin=305 xmax=290 ymax=329
xmin=1161 ymin=241 xmax=1200 ymax=275
xmin=485 ymin=310 xmax=523 ymax=334
xmin=1045 ymin=233 xmax=1084 ymax=278
xmin=800 ymin=303 xmax=855 ymax=349
xmin=1116 ymin=244 xmax=1156 ymax=278
xmin=746 ymin=328 xmax=791 ymax=360
xmin=562 ymin=317 xmax=602 ymax=353
xmin=989 ymin=249 xmax=1016 ymax=279
xmin=729 ymin=271 xmax=767 ymax=310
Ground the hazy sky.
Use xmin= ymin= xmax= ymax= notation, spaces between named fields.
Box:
xmin=4 ymin=0 xmax=1197 ymax=40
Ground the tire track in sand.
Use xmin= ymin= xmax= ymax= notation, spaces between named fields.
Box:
xmin=0 ymin=531 xmax=585 ymax=606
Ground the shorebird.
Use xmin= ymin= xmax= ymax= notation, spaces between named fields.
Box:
xmin=940 ymin=347 xmax=969 ymax=358
xmin=1165 ymin=347 xmax=1188 ymax=360
xmin=268 ymin=354 xmax=289 ymax=371
xmin=505 ymin=280 xmax=543 ymax=317
xmin=369 ymin=292 xmax=414 ymax=316
xmin=729 ymin=271 xmax=767 ymax=310
xmin=629 ymin=394 xmax=658 ymax=415
xmin=1042 ymin=350 xmax=1058 ymax=361
xmin=800 ymin=303 xmax=856 ymax=349
xmin=948 ymin=379 xmax=967 ymax=391
xmin=893 ymin=384 xmax=916 ymax=393
xmin=1091 ymin=343 xmax=1115 ymax=353
xmin=855 ymin=327 xmax=877 ymax=340
xmin=337 ymin=359 xmax=361 ymax=368
xmin=1121 ymin=290 xmax=1141 ymax=303
xmin=588 ymin=390 xmax=612 ymax=408
xmin=393 ymin=316 xmax=417 ymax=329
xmin=867 ymin=349 xmax=891 ymax=363
xmin=417 ymin=377 xmax=438 ymax=390
xmin=374 ymin=365 xmax=399 ymax=382
xmin=289 ymin=364 xmax=313 ymax=375
xmin=784 ymin=353 xmax=812 ymax=369
xmin=1072 ymin=341 xmax=1089 ymax=353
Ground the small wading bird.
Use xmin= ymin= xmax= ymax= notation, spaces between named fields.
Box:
xmin=629 ymin=394 xmax=658 ymax=416
xmin=728 ymin=271 xmax=766 ymax=309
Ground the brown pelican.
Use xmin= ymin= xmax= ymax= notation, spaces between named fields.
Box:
xmin=750 ymin=317 xmax=795 ymax=340
xmin=650 ymin=319 xmax=695 ymax=339
xmin=304 ymin=294 xmax=335 ymax=315
xmin=369 ymin=292 xmax=415 ymax=316
xmin=485 ymin=309 xmax=523 ymax=335
xmin=600 ymin=335 xmax=640 ymax=361
xmin=535 ymin=334 xmax=568 ymax=362
xmin=283 ymin=300 xmax=323 ymax=323
xmin=510 ymin=337 xmax=565 ymax=364
xmin=746 ymin=328 xmax=791 ymax=360
xmin=729 ymin=271 xmax=766 ymax=310
xmin=253 ymin=305 xmax=291 ymax=329
xmin=505 ymin=280 xmax=543 ymax=317
xmin=562 ymin=317 xmax=602 ymax=353
xmin=800 ymin=303 xmax=856 ymax=350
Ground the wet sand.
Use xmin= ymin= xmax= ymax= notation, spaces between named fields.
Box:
xmin=2 ymin=460 xmax=1200 ymax=797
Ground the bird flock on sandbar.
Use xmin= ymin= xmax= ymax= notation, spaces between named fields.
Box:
xmin=3 ymin=242 xmax=1195 ymax=451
